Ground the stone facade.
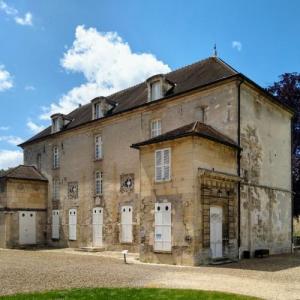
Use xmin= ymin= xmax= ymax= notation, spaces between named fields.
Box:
xmin=11 ymin=58 xmax=293 ymax=265
xmin=0 ymin=178 xmax=48 ymax=248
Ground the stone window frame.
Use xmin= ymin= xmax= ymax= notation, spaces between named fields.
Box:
xmin=94 ymin=135 xmax=103 ymax=160
xmin=155 ymin=148 xmax=171 ymax=182
xmin=52 ymin=146 xmax=60 ymax=169
xmin=52 ymin=178 xmax=60 ymax=201
xmin=95 ymin=170 xmax=103 ymax=196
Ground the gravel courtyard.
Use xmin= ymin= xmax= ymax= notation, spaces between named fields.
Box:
xmin=0 ymin=249 xmax=299 ymax=300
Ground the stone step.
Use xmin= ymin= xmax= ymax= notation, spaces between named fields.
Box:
xmin=210 ymin=257 xmax=234 ymax=265
xmin=77 ymin=247 xmax=105 ymax=252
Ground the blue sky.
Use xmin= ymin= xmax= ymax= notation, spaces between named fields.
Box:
xmin=0 ymin=0 xmax=299 ymax=168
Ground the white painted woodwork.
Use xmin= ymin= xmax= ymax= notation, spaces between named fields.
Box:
xmin=19 ymin=211 xmax=36 ymax=245
xmin=154 ymin=202 xmax=171 ymax=251
xmin=121 ymin=206 xmax=133 ymax=243
xmin=210 ymin=206 xmax=223 ymax=258
xmin=69 ymin=208 xmax=77 ymax=241
xmin=52 ymin=210 xmax=60 ymax=239
xmin=92 ymin=207 xmax=103 ymax=247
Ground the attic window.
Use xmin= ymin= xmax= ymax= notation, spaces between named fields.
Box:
xmin=51 ymin=114 xmax=68 ymax=133
xmin=94 ymin=102 xmax=103 ymax=119
xmin=150 ymin=81 xmax=162 ymax=101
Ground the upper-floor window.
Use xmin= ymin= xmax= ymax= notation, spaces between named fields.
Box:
xmin=151 ymin=119 xmax=162 ymax=138
xmin=94 ymin=102 xmax=103 ymax=120
xmin=295 ymin=123 xmax=300 ymax=131
xmin=95 ymin=171 xmax=103 ymax=195
xmin=52 ymin=178 xmax=60 ymax=200
xmin=296 ymin=146 xmax=300 ymax=157
xmin=155 ymin=148 xmax=171 ymax=182
xmin=53 ymin=146 xmax=59 ymax=169
xmin=36 ymin=153 xmax=42 ymax=171
xmin=150 ymin=81 xmax=162 ymax=101
xmin=95 ymin=135 xmax=102 ymax=160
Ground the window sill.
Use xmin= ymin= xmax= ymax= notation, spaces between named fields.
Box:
xmin=51 ymin=238 xmax=60 ymax=241
xmin=154 ymin=179 xmax=172 ymax=184
xmin=153 ymin=250 xmax=172 ymax=254
xmin=94 ymin=158 xmax=103 ymax=162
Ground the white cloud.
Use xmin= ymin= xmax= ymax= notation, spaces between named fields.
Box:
xmin=40 ymin=25 xmax=170 ymax=119
xmin=0 ymin=126 xmax=9 ymax=130
xmin=25 ymin=85 xmax=36 ymax=91
xmin=0 ymin=64 xmax=13 ymax=91
xmin=232 ymin=41 xmax=242 ymax=52
xmin=0 ymin=149 xmax=22 ymax=169
xmin=15 ymin=12 xmax=32 ymax=26
xmin=0 ymin=135 xmax=24 ymax=145
xmin=0 ymin=1 xmax=33 ymax=26
xmin=27 ymin=120 xmax=45 ymax=134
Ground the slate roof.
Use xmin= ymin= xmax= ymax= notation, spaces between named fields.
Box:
xmin=19 ymin=56 xmax=292 ymax=147
xmin=0 ymin=165 xmax=48 ymax=181
xmin=131 ymin=121 xmax=240 ymax=149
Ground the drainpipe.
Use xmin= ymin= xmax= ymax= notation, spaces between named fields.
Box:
xmin=237 ymin=78 xmax=244 ymax=256
xmin=291 ymin=117 xmax=294 ymax=252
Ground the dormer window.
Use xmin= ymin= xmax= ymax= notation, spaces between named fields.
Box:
xmin=91 ymin=96 xmax=116 ymax=120
xmin=51 ymin=114 xmax=63 ymax=133
xmin=146 ymin=74 xmax=174 ymax=103
xmin=94 ymin=102 xmax=103 ymax=119
xmin=150 ymin=81 xmax=162 ymax=101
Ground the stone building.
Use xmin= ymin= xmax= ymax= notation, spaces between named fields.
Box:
xmin=0 ymin=165 xmax=48 ymax=248
xmin=0 ymin=56 xmax=293 ymax=265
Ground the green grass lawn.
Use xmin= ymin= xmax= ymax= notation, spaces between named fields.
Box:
xmin=0 ymin=288 xmax=260 ymax=300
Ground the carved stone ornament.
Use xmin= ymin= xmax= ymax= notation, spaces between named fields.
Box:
xmin=68 ymin=182 xmax=78 ymax=199
xmin=120 ymin=173 xmax=134 ymax=193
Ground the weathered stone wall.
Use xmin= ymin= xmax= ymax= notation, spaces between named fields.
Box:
xmin=0 ymin=212 xmax=6 ymax=248
xmin=23 ymin=81 xmax=238 ymax=250
xmin=240 ymin=84 xmax=292 ymax=255
xmin=6 ymin=179 xmax=47 ymax=209
xmin=139 ymin=137 xmax=238 ymax=265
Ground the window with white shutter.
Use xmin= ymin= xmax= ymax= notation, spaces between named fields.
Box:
xmin=150 ymin=81 xmax=162 ymax=101
xmin=53 ymin=146 xmax=59 ymax=169
xmin=52 ymin=210 xmax=60 ymax=239
xmin=155 ymin=148 xmax=171 ymax=182
xmin=95 ymin=171 xmax=103 ymax=195
xmin=154 ymin=202 xmax=171 ymax=251
xmin=52 ymin=178 xmax=60 ymax=200
xmin=95 ymin=135 xmax=102 ymax=160
xmin=121 ymin=206 xmax=133 ymax=243
xmin=69 ymin=208 xmax=77 ymax=241
xmin=150 ymin=119 xmax=161 ymax=138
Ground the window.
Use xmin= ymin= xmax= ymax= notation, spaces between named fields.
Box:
xmin=150 ymin=81 xmax=162 ymax=101
xmin=296 ymin=146 xmax=300 ymax=157
xmin=95 ymin=135 xmax=102 ymax=160
xmin=69 ymin=208 xmax=77 ymax=241
xmin=154 ymin=203 xmax=171 ymax=251
xmin=53 ymin=146 xmax=59 ymax=169
xmin=151 ymin=119 xmax=162 ymax=138
xmin=94 ymin=102 xmax=103 ymax=119
xmin=36 ymin=153 xmax=42 ymax=171
xmin=52 ymin=178 xmax=60 ymax=200
xmin=52 ymin=210 xmax=60 ymax=239
xmin=155 ymin=148 xmax=171 ymax=182
xmin=121 ymin=206 xmax=133 ymax=243
xmin=95 ymin=171 xmax=103 ymax=195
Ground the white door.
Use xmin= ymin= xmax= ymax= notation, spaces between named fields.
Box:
xmin=210 ymin=206 xmax=223 ymax=258
xmin=52 ymin=210 xmax=60 ymax=239
xmin=92 ymin=207 xmax=103 ymax=247
xmin=121 ymin=206 xmax=133 ymax=243
xmin=154 ymin=203 xmax=171 ymax=251
xmin=69 ymin=208 xmax=77 ymax=241
xmin=19 ymin=211 xmax=36 ymax=245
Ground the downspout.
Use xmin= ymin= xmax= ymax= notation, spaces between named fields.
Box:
xmin=237 ymin=78 xmax=244 ymax=256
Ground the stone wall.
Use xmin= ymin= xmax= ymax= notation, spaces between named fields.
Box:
xmin=240 ymin=84 xmax=292 ymax=255
xmin=23 ymin=80 xmax=238 ymax=250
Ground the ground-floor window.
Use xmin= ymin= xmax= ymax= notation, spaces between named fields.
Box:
xmin=154 ymin=202 xmax=171 ymax=251
xmin=52 ymin=210 xmax=60 ymax=239
xmin=92 ymin=207 xmax=103 ymax=247
xmin=121 ymin=205 xmax=133 ymax=243
xmin=69 ymin=208 xmax=77 ymax=241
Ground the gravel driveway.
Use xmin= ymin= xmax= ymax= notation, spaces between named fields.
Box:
xmin=0 ymin=249 xmax=299 ymax=300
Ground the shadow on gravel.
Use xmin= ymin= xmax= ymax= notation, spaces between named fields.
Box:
xmin=211 ymin=253 xmax=300 ymax=272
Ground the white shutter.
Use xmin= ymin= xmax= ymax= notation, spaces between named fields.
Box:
xmin=92 ymin=207 xmax=103 ymax=247
xmin=121 ymin=206 xmax=133 ymax=243
xmin=52 ymin=210 xmax=60 ymax=239
xmin=163 ymin=149 xmax=170 ymax=180
xmin=155 ymin=150 xmax=163 ymax=181
xmin=69 ymin=209 xmax=77 ymax=241
xmin=154 ymin=202 xmax=171 ymax=251
xmin=155 ymin=148 xmax=171 ymax=182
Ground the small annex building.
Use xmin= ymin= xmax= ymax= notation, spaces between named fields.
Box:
xmin=0 ymin=165 xmax=48 ymax=248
